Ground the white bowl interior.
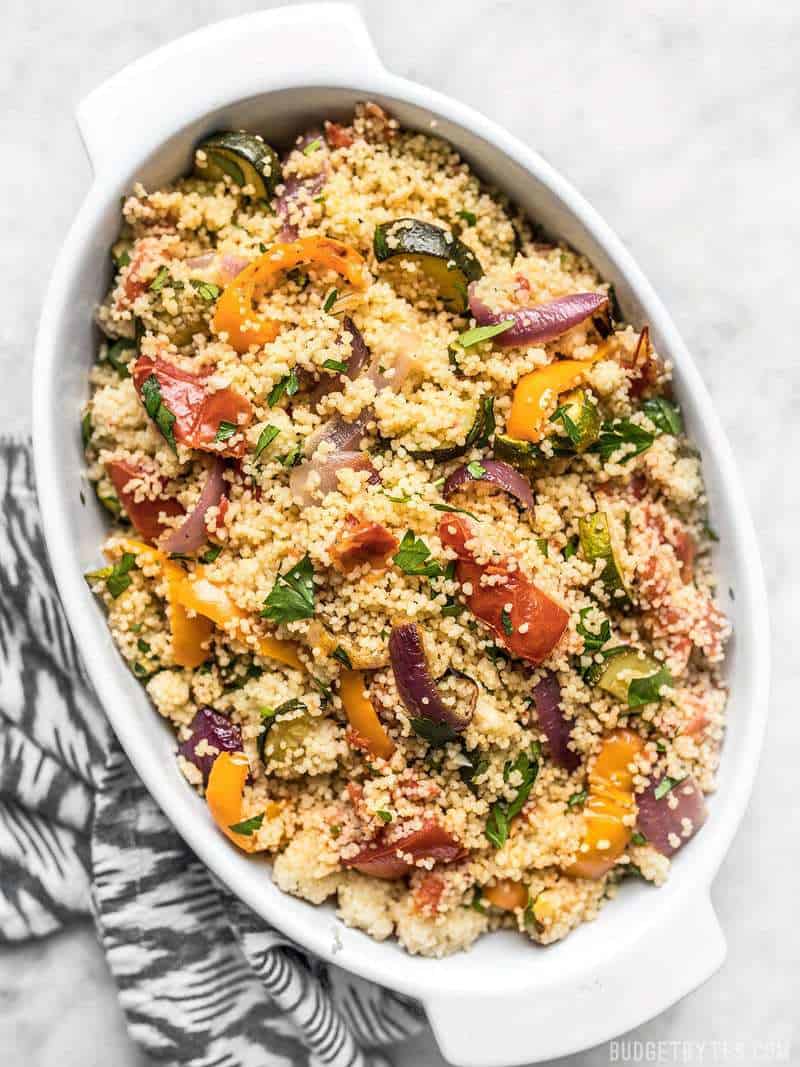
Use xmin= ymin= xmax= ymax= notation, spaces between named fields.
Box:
xmin=43 ymin=84 xmax=763 ymax=1002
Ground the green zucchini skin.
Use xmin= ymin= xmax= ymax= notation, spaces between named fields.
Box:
xmin=373 ymin=218 xmax=483 ymax=312
xmin=493 ymin=433 xmax=542 ymax=471
xmin=553 ymin=388 xmax=602 ymax=453
xmin=195 ymin=132 xmax=282 ymax=199
xmin=408 ymin=396 xmax=494 ymax=462
xmin=586 ymin=646 xmax=665 ymax=703
xmin=578 ymin=511 xmax=631 ymax=604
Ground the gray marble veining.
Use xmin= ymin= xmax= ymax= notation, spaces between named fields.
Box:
xmin=2 ymin=1 xmax=798 ymax=1064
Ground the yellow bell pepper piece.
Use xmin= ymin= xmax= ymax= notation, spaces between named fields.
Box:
xmin=339 ymin=669 xmax=394 ymax=760
xmin=163 ymin=560 xmax=213 ymax=668
xmin=206 ymin=751 xmax=280 ymax=853
xmin=506 ymin=357 xmax=599 ymax=442
xmin=484 ymin=879 xmax=528 ymax=911
xmin=567 ymin=728 xmax=645 ymax=879
xmin=213 ymin=236 xmax=370 ymax=353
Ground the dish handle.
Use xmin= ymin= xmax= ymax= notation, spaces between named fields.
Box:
xmin=75 ymin=2 xmax=385 ymax=176
xmin=423 ymin=893 xmax=726 ymax=1067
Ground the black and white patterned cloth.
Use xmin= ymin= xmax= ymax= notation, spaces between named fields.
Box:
xmin=0 ymin=438 xmax=422 ymax=1066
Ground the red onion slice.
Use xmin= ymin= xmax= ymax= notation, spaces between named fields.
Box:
xmin=469 ymin=287 xmax=609 ymax=347
xmin=161 ymin=458 xmax=227 ymax=554
xmin=310 ymin=316 xmax=371 ymax=409
xmin=305 ymin=413 xmax=371 ymax=458
xmin=636 ymin=774 xmax=707 ymax=857
xmin=389 ymin=623 xmax=475 ymax=733
xmin=178 ymin=707 xmax=242 ymax=784
xmin=185 ymin=252 xmax=251 ymax=285
xmin=345 ymin=821 xmax=467 ymax=879
xmin=532 ymin=671 xmax=579 ymax=772
xmin=276 ymin=130 xmax=328 ymax=241
xmin=443 ymin=458 xmax=534 ymax=510
xmin=289 ymin=450 xmax=379 ymax=507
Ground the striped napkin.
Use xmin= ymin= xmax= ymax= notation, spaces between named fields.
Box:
xmin=0 ymin=438 xmax=422 ymax=1066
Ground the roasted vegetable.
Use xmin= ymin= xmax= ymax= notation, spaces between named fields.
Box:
xmin=549 ymin=388 xmax=601 ymax=453
xmin=567 ymin=728 xmax=645 ymax=879
xmin=373 ymin=218 xmax=483 ymax=312
xmin=195 ymin=131 xmax=281 ymax=199
xmin=578 ymin=511 xmax=630 ymax=603
xmin=340 ymin=670 xmax=395 ymax=759
xmin=586 ymin=647 xmax=672 ymax=708
xmin=469 ymin=289 xmax=609 ymax=347
xmin=506 ymin=358 xmax=599 ymax=442
xmin=206 ymin=751 xmax=279 ymax=851
xmin=408 ymin=396 xmax=494 ymax=462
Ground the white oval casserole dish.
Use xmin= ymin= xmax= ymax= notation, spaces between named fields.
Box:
xmin=32 ymin=6 xmax=770 ymax=1065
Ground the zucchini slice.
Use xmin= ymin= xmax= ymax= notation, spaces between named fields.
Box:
xmin=373 ymin=218 xmax=483 ymax=312
xmin=408 ymin=395 xmax=494 ymax=462
xmin=579 ymin=512 xmax=630 ymax=603
xmin=586 ymin=647 xmax=669 ymax=706
xmin=550 ymin=388 xmax=601 ymax=453
xmin=492 ymin=433 xmax=542 ymax=472
xmin=195 ymin=132 xmax=282 ymax=199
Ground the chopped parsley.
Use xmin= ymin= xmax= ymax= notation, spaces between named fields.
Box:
xmin=703 ymin=520 xmax=720 ymax=543
xmin=214 ymin=420 xmax=237 ymax=443
xmin=228 ymin=813 xmax=264 ymax=836
xmin=376 ymin=809 xmax=393 ymax=824
xmin=254 ymin=423 xmax=280 ymax=461
xmin=567 ymin=789 xmax=588 ymax=809
xmin=537 ymin=537 xmax=549 ymax=557
xmin=456 ymin=209 xmax=477 ymax=226
xmin=322 ymin=357 xmax=348 ymax=373
xmin=485 ymin=746 xmax=539 ymax=849
xmin=86 ymin=552 xmax=137 ymax=600
xmin=627 ymin=665 xmax=673 ymax=708
xmin=136 ymin=638 xmax=151 ymax=655
xmin=322 ymin=288 xmax=339 ymax=312
xmin=105 ymin=338 xmax=136 ymax=377
xmin=332 ymin=645 xmax=353 ymax=669
xmin=549 ymin=403 xmax=583 ymax=448
xmin=140 ymin=374 xmax=177 ymax=453
xmin=459 ymin=749 xmax=488 ymax=794
xmin=642 ymin=396 xmax=683 ymax=436
xmin=392 ymin=530 xmax=443 ymax=579
xmin=576 ymin=607 xmax=611 ymax=652
xmin=501 ymin=608 xmax=513 ymax=636
xmin=563 ymin=537 xmax=578 ymax=560
xmin=591 ymin=419 xmax=655 ymax=463
xmin=466 ymin=460 xmax=486 ymax=479
xmin=190 ymin=279 xmax=222 ymax=302
xmin=279 ymin=444 xmax=303 ymax=468
xmin=631 ymin=831 xmax=648 ymax=846
xmin=429 ymin=501 xmax=479 ymax=522
xmin=653 ymin=775 xmax=685 ymax=801
xmin=456 ymin=320 xmax=515 ymax=348
xmin=268 ymin=370 xmax=300 ymax=407
xmin=200 ymin=544 xmax=223 ymax=564
xmin=302 ymin=137 xmax=322 ymax=155
xmin=261 ymin=554 xmax=315 ymax=624
xmin=149 ymin=265 xmax=170 ymax=292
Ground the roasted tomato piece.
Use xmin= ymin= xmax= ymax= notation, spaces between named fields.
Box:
xmin=324 ymin=120 xmax=354 ymax=148
xmin=438 ymin=515 xmax=568 ymax=664
xmin=345 ymin=821 xmax=467 ymax=880
xmin=133 ymin=356 xmax=252 ymax=456
xmin=105 ymin=459 xmax=184 ymax=541
xmin=330 ymin=513 xmax=398 ymax=573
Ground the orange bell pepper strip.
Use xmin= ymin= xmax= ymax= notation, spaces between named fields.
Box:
xmin=506 ymin=356 xmax=600 ymax=442
xmin=206 ymin=751 xmax=280 ymax=852
xmin=163 ymin=560 xmax=214 ymax=668
xmin=567 ymin=728 xmax=646 ymax=879
xmin=213 ymin=236 xmax=371 ymax=353
xmin=172 ymin=566 xmax=303 ymax=670
xmin=484 ymin=879 xmax=528 ymax=911
xmin=339 ymin=669 xmax=394 ymax=760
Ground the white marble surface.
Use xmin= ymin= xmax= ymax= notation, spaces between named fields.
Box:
xmin=2 ymin=0 xmax=798 ymax=1064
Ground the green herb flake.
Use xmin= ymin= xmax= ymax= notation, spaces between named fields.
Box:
xmin=90 ymin=552 xmax=137 ymax=600
xmin=429 ymin=501 xmax=479 ymax=522
xmin=642 ymin=396 xmax=683 ymax=436
xmin=140 ymin=374 xmax=177 ymax=453
xmin=228 ymin=813 xmax=264 ymax=836
xmin=485 ymin=746 xmax=540 ymax=848
xmin=456 ymin=320 xmax=515 ymax=349
xmin=136 ymin=637 xmax=151 ymax=655
xmin=567 ymin=789 xmax=588 ymax=809
xmin=563 ymin=537 xmax=578 ymax=560
xmin=631 ymin=831 xmax=648 ymax=846
xmin=190 ymin=278 xmax=222 ymax=302
xmin=268 ymin=370 xmax=300 ymax=407
xmin=410 ymin=717 xmax=457 ymax=746
xmin=627 ymin=665 xmax=673 ymax=708
xmin=501 ymin=608 xmax=513 ymax=636
xmin=537 ymin=538 xmax=549 ymax=558
xmin=302 ymin=137 xmax=322 ymax=155
xmin=466 ymin=460 xmax=486 ymax=480
xmin=653 ymin=775 xmax=685 ymax=801
xmin=456 ymin=209 xmax=477 ymax=226
xmin=215 ymin=420 xmax=237 ymax=443
xmin=576 ymin=607 xmax=611 ymax=652
xmin=261 ymin=554 xmax=315 ymax=624
xmin=591 ymin=419 xmax=655 ymax=463
xmin=200 ymin=544 xmax=223 ymax=564
xmin=392 ymin=530 xmax=443 ymax=579
xmin=149 ymin=265 xmax=170 ymax=293
xmin=322 ymin=357 xmax=348 ymax=373
xmin=322 ymin=288 xmax=339 ymax=313
xmin=105 ymin=338 xmax=136 ymax=377
xmin=703 ymin=521 xmax=720 ymax=543
xmin=254 ymin=424 xmax=281 ymax=461
xmin=279 ymin=444 xmax=303 ymax=468
xmin=332 ymin=645 xmax=353 ymax=669
xmin=376 ymin=809 xmax=393 ymax=824
xmin=470 ymin=887 xmax=487 ymax=913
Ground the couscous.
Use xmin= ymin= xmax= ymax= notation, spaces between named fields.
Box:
xmin=83 ymin=104 xmax=729 ymax=957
